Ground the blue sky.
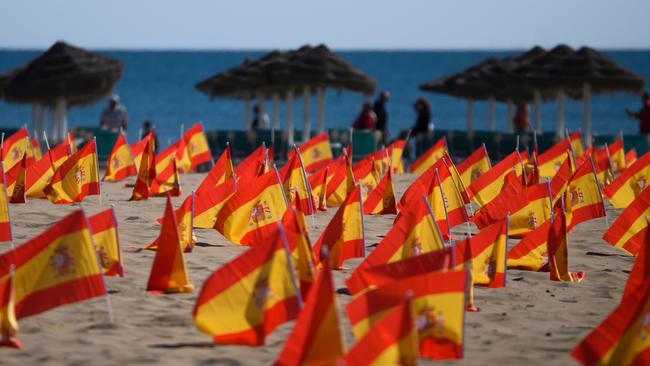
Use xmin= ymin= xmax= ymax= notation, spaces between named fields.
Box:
xmin=1 ymin=0 xmax=649 ymax=50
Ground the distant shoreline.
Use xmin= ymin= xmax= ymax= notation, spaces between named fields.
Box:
xmin=2 ymin=47 xmax=650 ymax=53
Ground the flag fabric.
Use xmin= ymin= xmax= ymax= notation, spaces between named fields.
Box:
xmin=353 ymin=156 xmax=380 ymax=201
xmin=0 ymin=210 xmax=106 ymax=319
xmin=155 ymin=142 xmax=178 ymax=176
xmin=325 ymin=153 xmax=355 ymax=207
xmin=603 ymin=151 xmax=650 ymax=209
xmin=346 ymin=270 xmax=468 ymax=360
xmin=468 ymin=151 xmax=521 ymax=206
xmin=569 ymin=131 xmax=585 ymax=156
xmin=606 ymin=138 xmax=627 ymax=173
xmin=0 ymin=163 xmax=11 ymax=242
xmin=1 ymin=128 xmax=32 ymax=171
xmin=24 ymin=143 xmax=67 ymax=199
xmin=363 ymin=169 xmax=397 ymax=215
xmin=565 ymin=159 xmax=606 ymax=231
xmin=358 ymin=196 xmax=445 ymax=271
xmin=6 ymin=153 xmax=26 ymax=204
xmin=346 ymin=246 xmax=455 ymax=296
xmin=103 ymin=134 xmax=135 ymax=181
xmin=548 ymin=209 xmax=585 ymax=282
xmin=342 ymin=297 xmax=418 ymax=366
xmin=308 ymin=166 xmax=328 ymax=211
xmin=279 ymin=147 xmax=315 ymax=215
xmin=88 ymin=208 xmax=124 ymax=277
xmin=193 ymin=178 xmax=235 ymax=229
xmin=602 ymin=187 xmax=650 ymax=255
xmin=0 ymin=274 xmax=20 ymax=348
xmin=235 ymin=144 xmax=266 ymax=180
xmin=30 ymin=138 xmax=41 ymax=160
xmin=44 ymin=139 xmax=100 ymax=204
xmin=149 ymin=158 xmax=181 ymax=197
xmin=146 ymin=194 xmax=193 ymax=293
xmin=549 ymin=153 xmax=574 ymax=204
xmin=314 ymin=184 xmax=365 ymax=269
xmin=47 ymin=138 xmax=73 ymax=169
xmin=129 ymin=132 xmax=153 ymax=170
xmin=535 ymin=138 xmax=572 ymax=179
xmin=193 ymin=228 xmax=300 ymax=346
xmin=621 ymin=226 xmax=650 ymax=300
xmin=174 ymin=135 xmax=193 ymax=174
xmin=507 ymin=218 xmax=553 ymax=272
xmin=410 ymin=138 xmax=447 ymax=175
xmin=428 ymin=158 xmax=470 ymax=237
xmin=149 ymin=192 xmax=195 ymax=252
xmin=570 ymin=280 xmax=650 ymax=366
xmin=196 ymin=144 xmax=234 ymax=195
xmin=626 ymin=148 xmax=638 ymax=167
xmin=129 ymin=138 xmax=156 ymax=201
xmin=273 ymin=259 xmax=344 ymax=365
xmin=457 ymin=144 xmax=492 ymax=192
xmin=454 ymin=219 xmax=509 ymax=288
xmin=281 ymin=203 xmax=316 ymax=299
xmin=215 ymin=170 xmax=288 ymax=246
xmin=295 ymin=133 xmax=333 ymax=173
xmin=389 ymin=139 xmax=406 ymax=174
xmin=181 ymin=122 xmax=212 ymax=170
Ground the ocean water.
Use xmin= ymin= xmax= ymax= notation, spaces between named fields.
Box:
xmin=1 ymin=49 xmax=648 ymax=147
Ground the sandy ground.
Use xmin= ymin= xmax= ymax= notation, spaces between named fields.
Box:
xmin=0 ymin=172 xmax=631 ymax=365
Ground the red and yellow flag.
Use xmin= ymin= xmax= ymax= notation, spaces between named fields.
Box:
xmin=601 ymin=138 xmax=626 ymax=173
xmin=273 ymin=259 xmax=344 ymax=365
xmin=129 ymin=138 xmax=156 ymax=201
xmin=0 ymin=210 xmax=106 ymax=319
xmin=6 ymin=153 xmax=26 ymax=204
xmin=326 ymin=153 xmax=355 ymax=207
xmin=342 ymin=297 xmax=418 ymax=366
xmin=410 ymin=137 xmax=446 ymax=175
xmin=129 ymin=132 xmax=153 ymax=169
xmin=603 ymin=151 xmax=650 ymax=209
xmin=0 ymin=274 xmax=20 ymax=349
xmin=457 ymin=144 xmax=492 ymax=191
xmin=235 ymin=144 xmax=266 ymax=180
xmin=24 ymin=139 xmax=73 ymax=199
xmin=548 ymin=209 xmax=585 ymax=282
xmin=354 ymin=156 xmax=381 ymax=201
xmin=0 ymin=163 xmax=11 ymax=242
xmin=308 ymin=166 xmax=328 ymax=211
xmin=88 ymin=208 xmax=124 ymax=277
xmin=468 ymin=151 xmax=522 ymax=206
xmin=44 ymin=139 xmax=100 ymax=204
xmin=454 ymin=219 xmax=509 ymax=288
xmin=295 ymin=133 xmax=333 ymax=173
xmin=535 ymin=137 xmax=572 ymax=179
xmin=428 ymin=157 xmax=470 ymax=238
xmin=180 ymin=122 xmax=212 ymax=171
xmin=279 ymin=147 xmax=315 ymax=215
xmin=346 ymin=270 xmax=467 ymax=360
xmin=363 ymin=169 xmax=397 ymax=215
xmin=193 ymin=229 xmax=300 ymax=346
xmin=30 ymin=138 xmax=41 ymax=161
xmin=621 ymin=228 xmax=650 ymax=301
xmin=507 ymin=218 xmax=552 ymax=272
xmin=571 ymin=280 xmax=650 ymax=365
xmin=149 ymin=157 xmax=181 ymax=197
xmin=569 ymin=131 xmax=585 ymax=156
xmin=280 ymin=202 xmax=316 ymax=299
xmin=314 ymin=184 xmax=364 ymax=269
xmin=150 ymin=192 xmax=195 ymax=252
xmin=389 ymin=139 xmax=406 ymax=174
xmin=626 ymin=148 xmax=638 ymax=167
xmin=565 ymin=159 xmax=606 ymax=231
xmin=196 ymin=144 xmax=234 ymax=195
xmin=146 ymin=194 xmax=193 ymax=293
xmin=103 ymin=134 xmax=135 ymax=181
xmin=1 ymin=128 xmax=33 ymax=171
xmin=215 ymin=170 xmax=287 ymax=246
xmin=602 ymin=186 xmax=650 ymax=255
xmin=194 ymin=178 xmax=235 ymax=229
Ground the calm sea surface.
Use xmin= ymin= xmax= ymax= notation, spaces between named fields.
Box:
xmin=1 ymin=49 xmax=648 ymax=146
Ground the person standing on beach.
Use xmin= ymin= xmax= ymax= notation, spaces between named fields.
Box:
xmin=352 ymin=102 xmax=377 ymax=130
xmin=373 ymin=91 xmax=389 ymax=144
xmin=625 ymin=92 xmax=650 ymax=135
xmin=514 ymin=102 xmax=530 ymax=132
xmin=410 ymin=98 xmax=432 ymax=137
xmin=99 ymin=94 xmax=128 ymax=133
xmin=251 ymin=104 xmax=270 ymax=129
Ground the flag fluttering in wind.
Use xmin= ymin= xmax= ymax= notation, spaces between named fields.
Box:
xmin=353 ymin=156 xmax=380 ymax=201
xmin=149 ymin=158 xmax=181 ymax=197
xmin=308 ymin=166 xmax=328 ymax=212
xmin=179 ymin=122 xmax=212 ymax=171
xmin=548 ymin=209 xmax=585 ymax=282
xmin=326 ymin=153 xmax=355 ymax=207
xmin=234 ymin=144 xmax=266 ymax=180
xmin=410 ymin=138 xmax=446 ymax=175
xmin=535 ymin=137 xmax=573 ymax=179
xmin=621 ymin=227 xmax=650 ymax=300
xmin=281 ymin=202 xmax=316 ymax=299
xmin=564 ymin=159 xmax=606 ymax=231
xmin=389 ymin=139 xmax=406 ymax=174
xmin=88 ymin=208 xmax=124 ymax=277
xmin=129 ymin=138 xmax=156 ymax=201
xmin=196 ymin=144 xmax=234 ymax=195
xmin=602 ymin=186 xmax=650 ymax=255
xmin=1 ymin=128 xmax=33 ymax=171
xmin=0 ymin=274 xmax=20 ymax=349
xmin=193 ymin=178 xmax=235 ymax=229
xmin=468 ymin=151 xmax=521 ymax=207
xmin=0 ymin=163 xmax=11 ymax=242
xmin=457 ymin=145 xmax=492 ymax=191
xmin=129 ymin=131 xmax=154 ymax=169
xmin=293 ymin=133 xmax=333 ymax=173
xmin=507 ymin=218 xmax=553 ymax=272
xmin=150 ymin=193 xmax=195 ymax=252
xmin=603 ymin=152 xmax=650 ymax=209
xmin=363 ymin=169 xmax=397 ymax=215
xmin=6 ymin=153 xmax=26 ymax=204
xmin=25 ymin=139 xmax=72 ymax=199
xmin=146 ymin=194 xmax=193 ymax=293
xmin=103 ymin=134 xmax=135 ymax=182
xmin=44 ymin=139 xmax=100 ymax=204
xmin=279 ymin=147 xmax=315 ymax=215
xmin=454 ymin=219 xmax=509 ymax=288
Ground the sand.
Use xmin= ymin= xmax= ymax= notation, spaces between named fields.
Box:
xmin=0 ymin=172 xmax=631 ymax=365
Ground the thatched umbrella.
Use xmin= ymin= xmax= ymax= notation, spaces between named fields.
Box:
xmin=0 ymin=41 xmax=123 ymax=142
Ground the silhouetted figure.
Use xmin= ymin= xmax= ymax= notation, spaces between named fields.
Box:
xmin=626 ymin=92 xmax=650 ymax=134
xmin=100 ymin=94 xmax=128 ymax=133
xmin=141 ymin=120 xmax=159 ymax=153
xmin=410 ymin=98 xmax=432 ymax=137
xmin=374 ymin=91 xmax=390 ymax=143
xmin=514 ymin=102 xmax=530 ymax=132
xmin=251 ymin=104 xmax=270 ymax=130
xmin=352 ymin=102 xmax=377 ymax=130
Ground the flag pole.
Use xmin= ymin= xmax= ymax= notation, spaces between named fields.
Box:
xmin=273 ymin=164 xmax=289 ymax=208
xmin=294 ymin=145 xmax=316 ymax=228
xmin=422 ymin=195 xmax=448 ymax=246
xmin=110 ymin=205 xmax=125 ymax=277
xmin=276 ymin=222 xmax=303 ymax=309
xmin=434 ymin=168 xmax=452 ymax=244
xmin=93 ymin=136 xmax=102 ymax=206
xmin=1 ymin=162 xmax=14 ymax=249
xmin=190 ymin=191 xmax=196 ymax=248
xmin=588 ymin=156 xmax=609 ymax=228
xmin=504 ymin=212 xmax=510 ymax=287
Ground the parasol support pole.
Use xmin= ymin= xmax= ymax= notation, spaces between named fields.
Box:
xmin=256 ymin=91 xmax=265 ymax=128
xmin=31 ymin=103 xmax=38 ymax=139
xmin=506 ymin=99 xmax=514 ymax=134
xmin=302 ymin=85 xmax=310 ymax=143
xmin=487 ymin=95 xmax=496 ymax=131
xmin=466 ymin=98 xmax=474 ymax=133
xmin=286 ymin=90 xmax=294 ymax=146
xmin=556 ymin=90 xmax=565 ymax=138
xmin=243 ymin=97 xmax=251 ymax=131
xmin=271 ymin=93 xmax=280 ymax=130
xmin=583 ymin=83 xmax=592 ymax=147
xmin=316 ymin=87 xmax=325 ymax=134
xmin=534 ymin=89 xmax=542 ymax=134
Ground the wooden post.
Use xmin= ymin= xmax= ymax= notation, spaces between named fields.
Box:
xmin=286 ymin=90 xmax=294 ymax=146
xmin=556 ymin=90 xmax=565 ymax=138
xmin=506 ymin=99 xmax=514 ymax=134
xmin=243 ymin=97 xmax=251 ymax=130
xmin=302 ymin=85 xmax=310 ymax=142
xmin=256 ymin=91 xmax=265 ymax=128
xmin=316 ymin=87 xmax=325 ymax=134
xmin=466 ymin=98 xmax=474 ymax=132
xmin=534 ymin=89 xmax=542 ymax=133
xmin=271 ymin=93 xmax=280 ymax=129
xmin=487 ymin=95 xmax=496 ymax=131
xmin=583 ymin=83 xmax=592 ymax=147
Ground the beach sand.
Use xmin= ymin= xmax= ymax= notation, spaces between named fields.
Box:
xmin=0 ymin=172 xmax=630 ymax=365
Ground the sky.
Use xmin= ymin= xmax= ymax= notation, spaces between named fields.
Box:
xmin=1 ymin=0 xmax=649 ymax=50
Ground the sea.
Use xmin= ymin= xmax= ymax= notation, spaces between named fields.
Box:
xmin=1 ymin=49 xmax=649 ymax=147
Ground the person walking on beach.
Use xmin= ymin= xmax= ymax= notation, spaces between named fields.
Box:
xmin=141 ymin=120 xmax=159 ymax=153
xmin=100 ymin=94 xmax=128 ymax=133
xmin=374 ymin=91 xmax=389 ymax=144
xmin=410 ymin=97 xmax=432 ymax=137
xmin=251 ymin=104 xmax=270 ymax=130
xmin=625 ymin=92 xmax=650 ymax=134
xmin=352 ymin=102 xmax=377 ymax=130
xmin=514 ymin=102 xmax=530 ymax=132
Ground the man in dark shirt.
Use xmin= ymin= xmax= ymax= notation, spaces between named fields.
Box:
xmin=626 ymin=92 xmax=650 ymax=134
xmin=373 ymin=91 xmax=390 ymax=144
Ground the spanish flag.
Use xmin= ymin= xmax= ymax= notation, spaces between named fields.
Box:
xmin=0 ymin=163 xmax=11 ymax=242
xmin=602 ymin=138 xmax=626 ymax=173
xmin=346 ymin=246 xmax=454 ymax=296
xmin=30 ymin=138 xmax=41 ymax=161
xmin=314 ymin=183 xmax=364 ymax=269
xmin=150 ymin=192 xmax=195 ymax=252
xmin=88 ymin=208 xmax=124 ymax=277
xmin=325 ymin=153 xmax=355 ymax=207
xmin=215 ymin=170 xmax=287 ymax=246
xmin=602 ymin=186 xmax=650 ymax=255
xmin=273 ymin=259 xmax=344 ymax=365
xmin=389 ymin=139 xmax=406 ymax=174
xmin=0 ymin=210 xmax=106 ymax=319
xmin=565 ymin=159 xmax=606 ymax=231
xmin=0 ymin=274 xmax=20 ymax=349
xmin=621 ymin=227 xmax=650 ymax=300
xmin=196 ymin=144 xmax=234 ymax=195
xmin=358 ymin=196 xmax=445 ymax=271
xmin=24 ymin=139 xmax=73 ymax=199
xmin=603 ymin=152 xmax=650 ymax=209
xmin=507 ymin=218 xmax=552 ymax=272
xmin=353 ymin=156 xmax=380 ymax=201
xmin=174 ymin=135 xmax=193 ymax=174
xmin=410 ymin=137 xmax=446 ymax=175
xmin=346 ymin=270 xmax=468 ymax=360
xmin=279 ymin=147 xmax=315 ymax=215
xmin=549 ymin=153 xmax=574 ymax=204
xmin=468 ymin=151 xmax=522 ymax=207
xmin=6 ymin=153 xmax=26 ymax=204
xmin=281 ymin=203 xmax=316 ymax=299
xmin=155 ymin=142 xmax=177 ymax=175
xmin=342 ymin=297 xmax=418 ymax=366
xmin=44 ymin=139 xmax=100 ymax=204
xmin=308 ymin=166 xmax=328 ymax=211
xmin=193 ymin=228 xmax=301 ymax=346
xmin=129 ymin=132 xmax=153 ymax=169
xmin=295 ymin=133 xmax=333 ymax=173
xmin=146 ymin=194 xmax=193 ymax=294
xmin=103 ymin=134 xmax=135 ymax=181
xmin=194 ymin=178 xmax=235 ymax=229
xmin=235 ymin=144 xmax=266 ymax=180
xmin=363 ymin=169 xmax=397 ymax=215
xmin=428 ymin=159 xmax=470 ymax=237
xmin=626 ymin=148 xmax=638 ymax=167
xmin=569 ymin=131 xmax=585 ymax=156
xmin=180 ymin=122 xmax=212 ymax=170
xmin=571 ymin=280 xmax=650 ymax=365
xmin=535 ymin=137 xmax=572 ymax=179
xmin=1 ymin=128 xmax=33 ymax=171
xmin=548 ymin=209 xmax=585 ymax=282
xmin=149 ymin=158 xmax=181 ymax=197
xmin=454 ymin=219 xmax=509 ymax=288
xmin=457 ymin=144 xmax=492 ymax=192
xmin=129 ymin=138 xmax=156 ymax=201
xmin=47 ymin=137 xmax=74 ymax=169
